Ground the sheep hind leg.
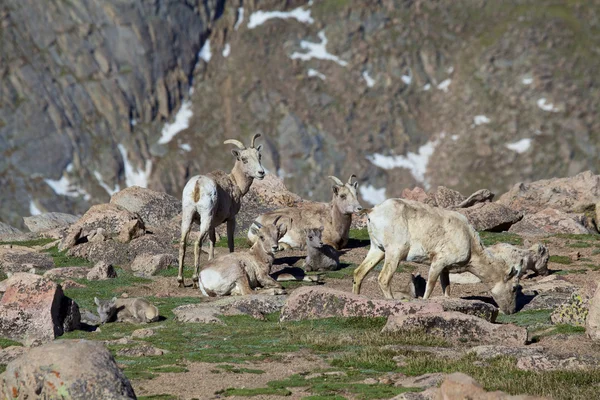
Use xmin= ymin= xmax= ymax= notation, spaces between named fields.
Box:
xmin=352 ymin=246 xmax=385 ymax=295
xmin=193 ymin=220 xmax=211 ymax=289
xmin=439 ymin=269 xmax=451 ymax=297
xmin=377 ymin=247 xmax=409 ymax=299
xmin=423 ymin=261 xmax=447 ymax=300
xmin=177 ymin=210 xmax=194 ymax=288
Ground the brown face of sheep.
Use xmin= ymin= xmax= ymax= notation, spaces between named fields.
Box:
xmin=490 ymin=261 xmax=523 ymax=315
xmin=226 ymin=134 xmax=266 ymax=180
xmin=330 ymin=175 xmax=363 ymax=215
xmin=306 ymin=226 xmax=324 ymax=249
xmin=250 ymin=218 xmax=288 ymax=255
xmin=532 ymin=243 xmax=550 ymax=276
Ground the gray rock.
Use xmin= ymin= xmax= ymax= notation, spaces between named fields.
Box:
xmin=44 ymin=267 xmax=90 ymax=280
xmin=433 ymin=186 xmax=465 ymax=209
xmin=0 ymin=346 xmax=26 ymax=364
xmin=509 ymin=208 xmax=590 ymax=235
xmin=428 ymin=297 xmax=498 ymax=323
xmin=87 ymin=261 xmax=117 ymax=281
xmin=23 ymin=212 xmax=80 ymax=233
xmin=456 ymin=202 xmax=523 ymax=232
xmin=110 ymin=186 xmax=181 ymax=227
xmin=130 ymin=253 xmax=175 ymax=277
xmin=173 ymin=295 xmax=288 ymax=323
xmin=0 ymin=340 xmax=136 ymax=399
xmin=0 ymin=246 xmax=55 ymax=273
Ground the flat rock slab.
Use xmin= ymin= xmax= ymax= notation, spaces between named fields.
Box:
xmin=279 ymin=286 xmax=444 ymax=322
xmin=0 ymin=246 xmax=55 ymax=273
xmin=116 ymin=345 xmax=168 ymax=357
xmin=456 ymin=202 xmax=522 ymax=232
xmin=428 ymin=297 xmax=498 ymax=323
xmin=130 ymin=253 xmax=176 ymax=277
xmin=174 ymin=295 xmax=287 ymax=324
xmin=43 ymin=267 xmax=90 ymax=280
xmin=23 ymin=212 xmax=80 ymax=233
xmin=437 ymin=372 xmax=548 ymax=399
xmin=520 ymin=276 xmax=576 ymax=311
xmin=508 ymin=208 xmax=589 ymax=235
xmin=382 ymin=311 xmax=527 ymax=346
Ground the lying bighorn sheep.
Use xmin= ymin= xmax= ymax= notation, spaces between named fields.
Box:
xmin=178 ymin=134 xmax=265 ymax=288
xmin=247 ymin=175 xmax=363 ymax=250
xmin=303 ymin=226 xmax=340 ymax=272
xmin=488 ymin=242 xmax=549 ymax=278
xmin=95 ymin=297 xmax=159 ymax=324
xmin=353 ymin=199 xmax=523 ymax=314
xmin=197 ymin=217 xmax=287 ymax=296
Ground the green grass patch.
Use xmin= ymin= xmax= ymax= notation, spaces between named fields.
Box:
xmin=316 ymin=264 xmax=357 ymax=279
xmin=349 ymin=228 xmax=370 ymax=241
xmin=0 ymin=365 xmax=6 ymax=374
xmin=45 ymin=245 xmax=93 ymax=267
xmin=554 ymin=269 xmax=587 ymax=275
xmin=330 ymin=348 xmax=398 ymax=371
xmin=0 ymin=238 xmax=56 ymax=247
xmin=215 ymin=236 xmax=251 ymax=249
xmin=216 ymin=364 xmax=265 ymax=374
xmin=218 ymin=387 xmax=292 ymax=397
xmin=0 ymin=338 xmax=23 ymax=348
xmin=497 ymin=309 xmax=552 ymax=328
xmin=584 ymin=264 xmax=600 ymax=271
xmin=478 ymin=232 xmax=523 ymax=246
xmin=567 ymin=241 xmax=593 ymax=248
xmin=549 ymin=255 xmax=572 ymax=265
xmin=553 ymin=234 xmax=600 ymax=241
xmin=534 ymin=324 xmax=586 ymax=340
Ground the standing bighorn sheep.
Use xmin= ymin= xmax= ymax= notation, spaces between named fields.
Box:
xmin=247 ymin=175 xmax=363 ymax=250
xmin=353 ymin=199 xmax=523 ymax=314
xmin=178 ymin=134 xmax=265 ymax=288
xmin=197 ymin=217 xmax=287 ymax=296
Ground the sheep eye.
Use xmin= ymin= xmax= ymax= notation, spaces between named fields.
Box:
xmin=308 ymin=236 xmax=313 ymax=240
xmin=259 ymin=235 xmax=264 ymax=240
xmin=340 ymin=194 xmax=346 ymax=199
xmin=242 ymin=157 xmax=248 ymax=164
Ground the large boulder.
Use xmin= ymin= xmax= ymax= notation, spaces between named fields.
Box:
xmin=0 ymin=339 xmax=136 ymax=399
xmin=519 ymin=275 xmax=576 ymax=311
xmin=400 ymin=187 xmax=430 ymax=203
xmin=22 ymin=212 xmax=80 ymax=233
xmin=0 ymin=222 xmax=22 ymax=238
xmin=586 ymin=281 xmax=600 ymax=341
xmin=130 ymin=253 xmax=176 ymax=277
xmin=433 ymin=186 xmax=466 ymax=209
xmin=279 ymin=287 xmax=444 ymax=322
xmin=383 ymin=311 xmax=527 ymax=346
xmin=551 ymin=281 xmax=598 ymax=326
xmin=87 ymin=261 xmax=117 ymax=281
xmin=508 ymin=208 xmax=590 ymax=235
xmin=0 ymin=273 xmax=80 ymax=345
xmin=43 ymin=267 xmax=91 ymax=280
xmin=59 ymin=204 xmax=145 ymax=251
xmin=0 ymin=245 xmax=55 ymax=274
xmin=174 ymin=295 xmax=287 ymax=323
xmin=499 ymin=171 xmax=600 ymax=214
xmin=456 ymin=202 xmax=523 ymax=231
xmin=435 ymin=373 xmax=548 ymax=400
xmin=110 ymin=186 xmax=181 ymax=227
xmin=428 ymin=297 xmax=498 ymax=323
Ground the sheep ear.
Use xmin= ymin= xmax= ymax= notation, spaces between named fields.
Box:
xmin=504 ymin=265 xmax=519 ymax=282
xmin=110 ymin=297 xmax=117 ymax=305
xmin=256 ymin=144 xmax=262 ymax=152
xmin=250 ymin=225 xmax=260 ymax=236
xmin=353 ymin=181 xmax=359 ymax=189
xmin=277 ymin=223 xmax=288 ymax=237
xmin=319 ymin=225 xmax=324 ymax=232
xmin=231 ymin=149 xmax=241 ymax=159
xmin=94 ymin=297 xmax=100 ymax=306
xmin=332 ymin=186 xmax=339 ymax=195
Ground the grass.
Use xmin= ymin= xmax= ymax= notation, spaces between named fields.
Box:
xmin=567 ymin=241 xmax=593 ymax=248
xmin=0 ymin=338 xmax=22 ymax=348
xmin=45 ymin=245 xmax=93 ymax=267
xmin=215 ymin=236 xmax=251 ymax=249
xmin=0 ymin=238 xmax=56 ymax=247
xmin=553 ymin=234 xmax=600 ymax=241
xmin=549 ymin=255 xmax=572 ymax=265
xmin=497 ymin=309 xmax=552 ymax=328
xmin=218 ymin=387 xmax=292 ymax=397
xmin=478 ymin=232 xmax=523 ymax=246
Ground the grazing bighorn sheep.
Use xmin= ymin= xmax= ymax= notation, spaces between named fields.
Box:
xmin=247 ymin=175 xmax=363 ymax=250
xmin=488 ymin=242 xmax=550 ymax=278
xmin=303 ymin=226 xmax=340 ymax=272
xmin=178 ymin=134 xmax=265 ymax=288
xmin=352 ymin=199 xmax=523 ymax=314
xmin=94 ymin=297 xmax=159 ymax=324
xmin=197 ymin=217 xmax=287 ymax=296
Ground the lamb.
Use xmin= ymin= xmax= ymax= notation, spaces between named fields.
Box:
xmin=488 ymin=242 xmax=549 ymax=278
xmin=177 ymin=133 xmax=265 ymax=288
xmin=352 ymin=199 xmax=523 ymax=314
xmin=247 ymin=175 xmax=363 ymax=250
xmin=303 ymin=226 xmax=340 ymax=272
xmin=197 ymin=217 xmax=287 ymax=297
xmin=95 ymin=297 xmax=159 ymax=324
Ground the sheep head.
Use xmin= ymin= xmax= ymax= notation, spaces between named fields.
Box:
xmin=490 ymin=258 xmax=524 ymax=315
xmin=329 ymin=174 xmax=363 ymax=215
xmin=225 ymin=133 xmax=265 ymax=180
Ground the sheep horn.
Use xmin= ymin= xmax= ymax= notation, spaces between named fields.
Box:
xmin=347 ymin=174 xmax=357 ymax=185
xmin=328 ymin=176 xmax=344 ymax=186
xmin=253 ymin=221 xmax=263 ymax=229
xmin=224 ymin=139 xmax=246 ymax=149
xmin=250 ymin=133 xmax=262 ymax=148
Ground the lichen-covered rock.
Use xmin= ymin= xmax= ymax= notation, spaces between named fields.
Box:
xmin=551 ymin=288 xmax=594 ymax=326
xmin=173 ymin=295 xmax=287 ymax=323
xmin=43 ymin=266 xmax=90 ymax=280
xmin=279 ymin=287 xmax=444 ymax=322
xmin=23 ymin=212 xmax=80 ymax=233
xmin=0 ymin=246 xmax=55 ymax=273
xmin=0 ymin=340 xmax=136 ymax=399
xmin=130 ymin=253 xmax=176 ymax=277
xmin=433 ymin=186 xmax=466 ymax=209
xmin=87 ymin=261 xmax=117 ymax=281
xmin=435 ymin=372 xmax=548 ymax=399
xmin=520 ymin=275 xmax=576 ymax=311
xmin=110 ymin=186 xmax=181 ymax=227
xmin=508 ymin=208 xmax=590 ymax=235
xmin=455 ymin=202 xmax=523 ymax=232
xmin=428 ymin=297 xmax=498 ymax=323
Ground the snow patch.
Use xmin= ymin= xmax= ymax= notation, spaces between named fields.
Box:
xmin=505 ymin=138 xmax=532 ymax=154
xmin=522 ymin=77 xmax=533 ymax=85
xmin=366 ymin=140 xmax=438 ymax=189
xmin=437 ymin=79 xmax=451 ymax=92
xmin=235 ymin=7 xmax=244 ymax=30
xmin=117 ymin=144 xmax=153 ymax=188
xmin=130 ymin=119 xmax=137 ymax=127
xmin=222 ymin=43 xmax=231 ymax=57
xmin=158 ymin=101 xmax=193 ymax=145
xmin=401 ymin=74 xmax=412 ymax=85
xmin=248 ymin=6 xmax=313 ymax=29
xmin=94 ymin=171 xmax=120 ymax=196
xmin=45 ymin=164 xmax=91 ymax=201
xmin=290 ymin=31 xmax=347 ymax=67
xmin=199 ymin=40 xmax=212 ymax=62
xmin=537 ymin=98 xmax=559 ymax=112
xmin=29 ymin=200 xmax=42 ymax=216
xmin=451 ymin=134 xmax=459 ymax=141
xmin=179 ymin=143 xmax=192 ymax=152
xmin=308 ymin=68 xmax=326 ymax=80
xmin=473 ymin=115 xmax=490 ymax=125
xmin=362 ymin=71 xmax=375 ymax=87
xmin=446 ymin=66 xmax=454 ymax=74
xmin=423 ymin=83 xmax=431 ymax=91
xmin=359 ymin=185 xmax=386 ymax=206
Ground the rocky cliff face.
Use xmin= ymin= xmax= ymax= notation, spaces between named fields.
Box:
xmin=1 ymin=0 xmax=599 ymax=228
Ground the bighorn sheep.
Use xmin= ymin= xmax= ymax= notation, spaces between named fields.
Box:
xmin=95 ymin=297 xmax=159 ymax=324
xmin=303 ymin=226 xmax=340 ymax=272
xmin=488 ymin=242 xmax=549 ymax=278
xmin=197 ymin=217 xmax=287 ymax=296
xmin=352 ymin=199 xmax=523 ymax=314
xmin=178 ymin=134 xmax=265 ymax=288
xmin=247 ymin=175 xmax=363 ymax=250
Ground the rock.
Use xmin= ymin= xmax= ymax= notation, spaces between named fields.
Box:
xmin=499 ymin=171 xmax=600 ymax=214
xmin=23 ymin=212 xmax=80 ymax=233
xmin=173 ymin=304 xmax=224 ymax=324
xmin=520 ymin=276 xmax=576 ymax=311
xmin=456 ymin=189 xmax=495 ymax=208
xmin=586 ymin=281 xmax=600 ymax=341
xmin=391 ymin=372 xmax=447 ymax=389
xmin=0 ymin=346 xmax=26 ymax=364
xmin=279 ymin=287 xmax=444 ymax=322
xmin=87 ymin=261 xmax=117 ymax=281
xmin=116 ymin=344 xmax=167 ymax=357
xmin=0 ymin=273 xmax=80 ymax=345
xmin=131 ymin=328 xmax=155 ymax=338
xmin=382 ymin=311 xmax=527 ymax=346
xmin=435 ymin=372 xmax=548 ymax=399
xmin=433 ymin=186 xmax=466 ymax=209
xmin=516 ymin=354 xmax=600 ymax=371
xmin=43 ymin=266 xmax=90 ymax=280
xmin=392 ymin=388 xmax=437 ymax=400
xmin=130 ymin=253 xmax=176 ymax=277
xmin=449 ymin=272 xmax=481 ymax=284
xmin=60 ymin=279 xmax=87 ymax=289
xmin=0 ymin=246 xmax=55 ymax=273
xmin=469 ymin=345 xmax=545 ymax=360
xmin=174 ymin=295 xmax=287 ymax=323
xmin=0 ymin=222 xmax=22 ymax=237
xmin=80 ymin=309 xmax=101 ymax=326
xmin=428 ymin=297 xmax=498 ymax=323
xmin=110 ymin=186 xmax=181 ymax=227
xmin=456 ymin=202 xmax=522 ymax=232
xmin=509 ymin=208 xmax=590 ymax=235
xmin=0 ymin=339 xmax=136 ymax=399
xmin=401 ymin=187 xmax=430 ymax=203
xmin=243 ymin=174 xmax=302 ymax=208
xmin=59 ymin=204 xmax=145 ymax=251
xmin=551 ymin=281 xmax=598 ymax=326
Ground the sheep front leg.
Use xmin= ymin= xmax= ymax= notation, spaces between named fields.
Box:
xmin=423 ymin=262 xmax=445 ymax=300
xmin=227 ymin=219 xmax=236 ymax=253
xmin=257 ymin=270 xmax=285 ymax=292
xmin=439 ymin=269 xmax=451 ymax=297
xmin=377 ymin=247 xmax=408 ymax=299
xmin=208 ymin=228 xmax=216 ymax=260
xmin=352 ymin=246 xmax=385 ymax=295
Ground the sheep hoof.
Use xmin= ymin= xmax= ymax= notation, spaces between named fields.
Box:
xmin=177 ymin=279 xmax=185 ymax=288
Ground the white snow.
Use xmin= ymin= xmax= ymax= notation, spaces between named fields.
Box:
xmin=234 ymin=7 xmax=244 ymax=30
xmin=537 ymin=98 xmax=559 ymax=112
xmin=248 ymin=6 xmax=313 ymax=29
xmin=199 ymin=40 xmax=212 ymax=62
xmin=117 ymin=144 xmax=153 ymax=188
xmin=45 ymin=164 xmax=91 ymax=201
xmin=446 ymin=66 xmax=454 ymax=74
xmin=401 ymin=74 xmax=412 ymax=85
xmin=308 ymin=68 xmax=326 ymax=80
xmin=130 ymin=119 xmax=137 ymax=127
xmin=362 ymin=71 xmax=375 ymax=87
xmin=473 ymin=115 xmax=491 ymax=125
xmin=451 ymin=134 xmax=459 ymax=141
xmin=290 ymin=31 xmax=347 ymax=67
xmin=308 ymin=0 xmax=314 ymax=5
xmin=522 ymin=77 xmax=533 ymax=85
xmin=505 ymin=138 xmax=532 ymax=154
xmin=222 ymin=43 xmax=231 ymax=57
xmin=366 ymin=140 xmax=438 ymax=189
xmin=359 ymin=185 xmax=386 ymax=206
xmin=437 ymin=79 xmax=451 ymax=92
xmin=93 ymin=171 xmax=120 ymax=196
xmin=29 ymin=200 xmax=42 ymax=216
xmin=423 ymin=83 xmax=431 ymax=91
xmin=179 ymin=143 xmax=192 ymax=152
xmin=158 ymin=101 xmax=193 ymax=145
